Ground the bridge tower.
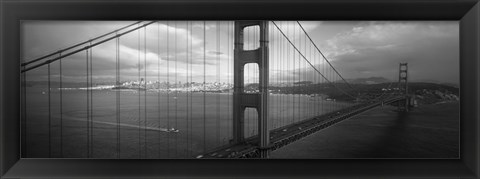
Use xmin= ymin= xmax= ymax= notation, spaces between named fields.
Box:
xmin=398 ymin=63 xmax=409 ymax=111
xmin=232 ymin=21 xmax=270 ymax=158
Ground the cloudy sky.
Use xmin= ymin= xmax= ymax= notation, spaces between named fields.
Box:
xmin=22 ymin=21 xmax=459 ymax=85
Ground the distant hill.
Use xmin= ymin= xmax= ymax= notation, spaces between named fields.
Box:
xmin=440 ymin=82 xmax=459 ymax=88
xmin=25 ymin=81 xmax=112 ymax=88
xmin=345 ymin=77 xmax=391 ymax=84
xmin=345 ymin=77 xmax=459 ymax=87
xmin=411 ymin=79 xmax=459 ymax=88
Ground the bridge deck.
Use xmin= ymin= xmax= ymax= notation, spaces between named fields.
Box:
xmin=198 ymin=96 xmax=404 ymax=158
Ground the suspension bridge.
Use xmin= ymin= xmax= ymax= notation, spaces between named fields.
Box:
xmin=21 ymin=21 xmax=413 ymax=159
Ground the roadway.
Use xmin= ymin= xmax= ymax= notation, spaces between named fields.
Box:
xmin=198 ymin=96 xmax=405 ymax=158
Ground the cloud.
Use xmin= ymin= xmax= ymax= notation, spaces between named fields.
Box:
xmin=319 ymin=21 xmax=459 ymax=84
xmin=23 ymin=21 xmax=237 ymax=82
xmin=22 ymin=21 xmax=459 ymax=85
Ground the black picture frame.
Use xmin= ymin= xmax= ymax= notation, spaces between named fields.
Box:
xmin=1 ymin=0 xmax=479 ymax=178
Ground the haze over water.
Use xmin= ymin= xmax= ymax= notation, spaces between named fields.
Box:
xmin=25 ymin=87 xmax=352 ymax=158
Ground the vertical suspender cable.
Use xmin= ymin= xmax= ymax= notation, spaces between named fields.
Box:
xmin=272 ymin=23 xmax=275 ymax=129
xmin=330 ymin=58 xmax=333 ymax=113
xmin=293 ymin=22 xmax=297 ymax=123
xmin=254 ymin=26 xmax=257 ymax=135
xmin=315 ymin=49 xmax=318 ymax=115
xmin=186 ymin=21 xmax=190 ymax=156
xmin=309 ymin=32 xmax=312 ymax=117
xmin=226 ymin=21 xmax=231 ymax=145
xmin=319 ymin=50 xmax=322 ymax=114
xmin=226 ymin=21 xmax=230 ymax=142
xmin=317 ymin=46 xmax=319 ymax=115
xmin=281 ymin=23 xmax=284 ymax=128
xmin=284 ymin=22 xmax=288 ymax=126
xmin=86 ymin=47 xmax=90 ymax=158
xmin=304 ymin=32 xmax=307 ymax=118
xmin=327 ymin=56 xmax=329 ymax=113
xmin=216 ymin=21 xmax=220 ymax=147
xmin=166 ymin=21 xmax=170 ymax=158
xmin=282 ymin=22 xmax=289 ymax=126
xmin=203 ymin=21 xmax=207 ymax=153
xmin=332 ymin=60 xmax=335 ymax=112
xmin=22 ymin=66 xmax=27 ymax=157
xmin=281 ymin=22 xmax=284 ymax=127
xmin=232 ymin=21 xmax=235 ymax=140
xmin=246 ymin=50 xmax=250 ymax=137
xmin=275 ymin=23 xmax=279 ymax=128
xmin=246 ymin=28 xmax=250 ymax=137
xmin=322 ymin=51 xmax=325 ymax=114
xmin=300 ymin=31 xmax=308 ymax=120
xmin=138 ymin=24 xmax=142 ymax=158
xmin=253 ymin=26 xmax=257 ymax=136
xmin=291 ymin=22 xmax=295 ymax=125
xmin=87 ymin=42 xmax=92 ymax=157
xmin=290 ymin=22 xmax=294 ymax=125
xmin=291 ymin=22 xmax=294 ymax=125
xmin=297 ymin=23 xmax=301 ymax=123
xmin=190 ymin=22 xmax=194 ymax=156
xmin=116 ymin=35 xmax=121 ymax=158
xmin=275 ymin=24 xmax=279 ymax=129
xmin=310 ymin=36 xmax=314 ymax=116
xmin=280 ymin=23 xmax=284 ymax=127
xmin=189 ymin=21 xmax=193 ymax=156
xmin=280 ymin=22 xmax=284 ymax=127
xmin=117 ymin=36 xmax=121 ymax=158
xmin=144 ymin=26 xmax=148 ymax=159
xmin=300 ymin=25 xmax=304 ymax=121
xmin=185 ymin=21 xmax=189 ymax=156
xmin=282 ymin=21 xmax=286 ymax=125
xmin=167 ymin=21 xmax=170 ymax=157
xmin=59 ymin=53 xmax=63 ymax=157
xmin=307 ymin=32 xmax=311 ymax=117
xmin=299 ymin=24 xmax=303 ymax=120
xmin=245 ymin=28 xmax=249 ymax=137
xmin=255 ymin=26 xmax=259 ymax=136
xmin=334 ymin=62 xmax=336 ymax=111
xmin=251 ymin=26 xmax=254 ymax=135
xmin=157 ymin=22 xmax=161 ymax=158
xmin=330 ymin=58 xmax=332 ymax=113
xmin=47 ymin=63 xmax=51 ymax=157
xmin=314 ymin=44 xmax=317 ymax=115
xmin=230 ymin=21 xmax=234 ymax=141
xmin=254 ymin=27 xmax=257 ymax=135
xmin=305 ymin=30 xmax=308 ymax=118
xmin=335 ymin=63 xmax=337 ymax=110
xmin=306 ymin=31 xmax=310 ymax=118
xmin=285 ymin=22 xmax=289 ymax=125
xmin=88 ymin=42 xmax=93 ymax=157
xmin=274 ymin=23 xmax=279 ymax=129
xmin=174 ymin=21 xmax=178 ymax=158
xmin=90 ymin=42 xmax=94 ymax=157
xmin=22 ymin=65 xmax=27 ymax=157
xmin=332 ymin=67 xmax=334 ymax=111
xmin=304 ymin=30 xmax=307 ymax=119
xmin=274 ymin=23 xmax=278 ymax=128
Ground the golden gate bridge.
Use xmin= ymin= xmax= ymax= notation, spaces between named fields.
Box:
xmin=21 ymin=21 xmax=413 ymax=158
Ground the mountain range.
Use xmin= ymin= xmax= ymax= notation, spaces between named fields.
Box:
xmin=344 ymin=77 xmax=391 ymax=84
xmin=344 ymin=77 xmax=459 ymax=87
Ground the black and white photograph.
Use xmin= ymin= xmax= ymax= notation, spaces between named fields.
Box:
xmin=21 ymin=20 xmax=459 ymax=159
